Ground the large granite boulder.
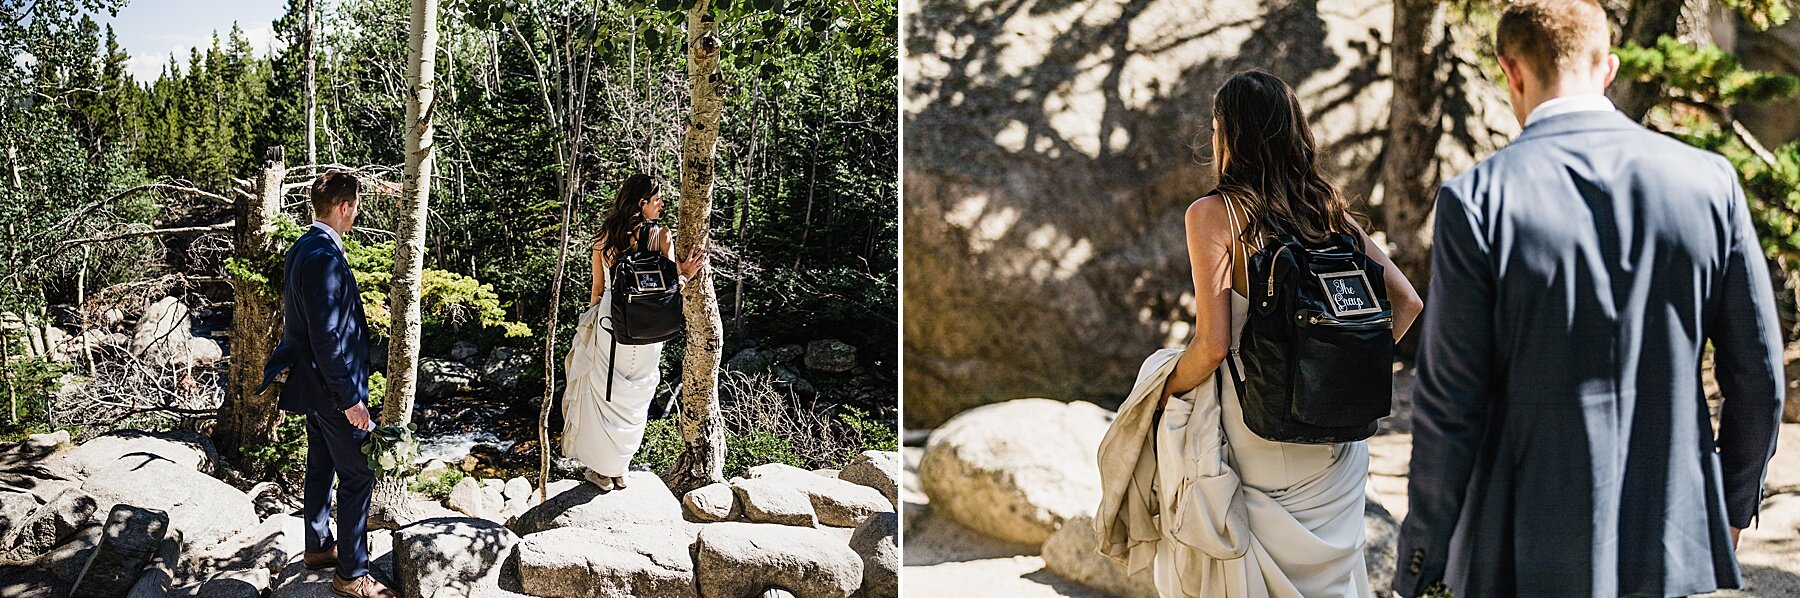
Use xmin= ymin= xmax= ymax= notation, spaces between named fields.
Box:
xmin=695 ymin=523 xmax=862 ymax=598
xmin=803 ymin=340 xmax=858 ymax=373
xmin=916 ymin=398 xmax=1109 ymax=544
xmin=46 ymin=429 xmax=217 ymax=479
xmin=836 ymin=451 xmax=899 ymax=507
xmin=70 ymin=505 xmax=167 ymax=598
xmin=1041 ymin=514 xmax=1155 ymax=598
xmin=1364 ymin=492 xmax=1400 ymax=595
xmin=80 ymin=457 xmax=258 ymax=552
xmin=514 ymin=524 xmax=698 ymax=598
xmin=392 ymin=518 xmax=519 ymax=598
xmin=129 ymin=297 xmax=201 ymax=369
xmin=744 ymin=464 xmax=893 ymax=528
xmin=846 ymin=512 xmax=898 ymax=598
xmin=731 ymin=478 xmax=819 ymax=527
xmin=480 ymin=348 xmax=533 ymax=390
xmin=901 ymin=0 xmax=1509 ymax=427
xmin=509 ymin=474 xmax=677 ymax=536
xmin=1 ymin=486 xmax=98 ymax=562
xmin=683 ymin=482 xmax=740 ymax=523
xmin=419 ymin=358 xmax=478 ymax=399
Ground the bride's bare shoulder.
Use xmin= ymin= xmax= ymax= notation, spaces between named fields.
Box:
xmin=1184 ymin=193 xmax=1228 ymax=230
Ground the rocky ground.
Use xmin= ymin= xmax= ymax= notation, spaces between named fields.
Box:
xmin=0 ymin=430 xmax=899 ymax=597
xmin=901 ymin=399 xmax=1800 ymax=597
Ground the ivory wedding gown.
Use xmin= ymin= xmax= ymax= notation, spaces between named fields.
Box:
xmin=561 ymin=267 xmax=665 ymax=478
xmin=1152 ymin=199 xmax=1373 ymax=597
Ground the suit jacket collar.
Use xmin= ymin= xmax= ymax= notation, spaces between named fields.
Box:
xmin=1513 ymin=109 xmax=1643 ymax=145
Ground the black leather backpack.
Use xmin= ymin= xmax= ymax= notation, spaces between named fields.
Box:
xmin=1228 ymin=201 xmax=1394 ymax=444
xmin=599 ymin=223 xmax=684 ymax=401
xmin=608 ymin=223 xmax=684 ymax=345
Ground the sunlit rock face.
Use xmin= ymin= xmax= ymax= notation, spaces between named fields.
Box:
xmin=903 ymin=0 xmax=1510 ymax=427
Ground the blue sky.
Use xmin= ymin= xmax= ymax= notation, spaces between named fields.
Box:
xmin=93 ymin=0 xmax=289 ymax=81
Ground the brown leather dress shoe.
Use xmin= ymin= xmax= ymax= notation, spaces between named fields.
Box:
xmin=302 ymin=546 xmax=338 ymax=570
xmin=331 ymin=574 xmax=397 ymax=598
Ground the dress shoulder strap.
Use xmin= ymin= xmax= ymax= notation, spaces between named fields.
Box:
xmin=1220 ymin=194 xmax=1247 ymax=278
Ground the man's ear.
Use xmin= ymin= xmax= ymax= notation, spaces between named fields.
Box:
xmin=1601 ymin=53 xmax=1620 ymax=88
xmin=1497 ymin=56 xmax=1528 ymax=98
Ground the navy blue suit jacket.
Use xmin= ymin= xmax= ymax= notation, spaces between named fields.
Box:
xmin=1396 ymin=111 xmax=1784 ymax=597
xmin=259 ymin=227 xmax=370 ymax=415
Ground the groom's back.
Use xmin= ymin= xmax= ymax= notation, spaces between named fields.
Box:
xmin=1428 ymin=108 xmax=1782 ymax=595
xmin=1459 ymin=111 xmax=1737 ymax=402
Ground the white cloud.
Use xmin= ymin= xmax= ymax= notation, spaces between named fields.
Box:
xmin=123 ymin=23 xmax=285 ymax=82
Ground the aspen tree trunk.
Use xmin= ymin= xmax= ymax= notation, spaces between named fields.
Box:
xmin=664 ymin=0 xmax=728 ymax=495
xmin=304 ymin=0 xmax=318 ymax=168
xmin=383 ymin=0 xmax=438 ymax=426
xmin=666 ymin=0 xmax=727 ymax=493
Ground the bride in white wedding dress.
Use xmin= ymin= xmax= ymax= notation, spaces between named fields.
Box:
xmin=561 ymin=174 xmax=704 ymax=491
xmin=1099 ymin=70 xmax=1424 ymax=598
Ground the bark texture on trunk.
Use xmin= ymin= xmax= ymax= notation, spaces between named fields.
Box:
xmin=304 ymin=0 xmax=318 ymax=167
xmin=1612 ymin=0 xmax=1684 ymax=121
xmin=664 ymin=0 xmax=728 ymax=496
xmin=383 ymin=0 xmax=439 ymax=427
xmin=219 ymin=149 xmax=287 ymax=463
xmin=1379 ymin=0 xmax=1449 ymax=292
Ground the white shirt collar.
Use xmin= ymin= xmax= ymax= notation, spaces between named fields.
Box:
xmin=310 ymin=221 xmax=345 ymax=254
xmin=1524 ymin=94 xmax=1617 ymax=128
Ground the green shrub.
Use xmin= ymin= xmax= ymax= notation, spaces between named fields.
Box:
xmin=0 ymin=345 xmax=74 ymax=441
xmin=410 ymin=468 xmax=467 ymax=499
xmin=634 ymin=417 xmax=684 ymax=474
xmin=835 ymin=406 xmax=897 ymax=466
xmin=240 ymin=414 xmax=309 ymax=476
xmin=725 ymin=428 xmax=804 ymax=478
xmin=632 ymin=416 xmax=810 ymax=479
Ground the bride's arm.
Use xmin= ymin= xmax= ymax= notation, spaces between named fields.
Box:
xmin=1353 ymin=223 xmax=1424 ymax=342
xmin=1162 ymin=195 xmax=1234 ymax=405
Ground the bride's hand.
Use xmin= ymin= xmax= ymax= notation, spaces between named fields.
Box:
xmin=679 ymin=244 xmax=709 ymax=279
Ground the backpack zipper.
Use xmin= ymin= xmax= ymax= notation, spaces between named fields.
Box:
xmin=1266 ymin=245 xmax=1289 ymax=298
xmin=1298 ymin=311 xmax=1393 ymax=328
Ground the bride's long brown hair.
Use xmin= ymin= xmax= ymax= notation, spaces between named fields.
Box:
xmin=596 ymin=174 xmax=662 ymax=259
xmin=1212 ymin=70 xmax=1359 ymax=246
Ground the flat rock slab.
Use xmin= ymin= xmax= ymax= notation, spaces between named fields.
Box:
xmin=46 ymin=430 xmax=217 ymax=479
xmin=731 ymin=478 xmax=818 ymax=527
xmin=745 ymin=464 xmax=893 ymax=528
xmin=695 ymin=522 xmax=862 ymax=598
xmin=515 ymin=524 xmax=699 ymax=598
xmin=510 ymin=473 xmax=680 ymax=536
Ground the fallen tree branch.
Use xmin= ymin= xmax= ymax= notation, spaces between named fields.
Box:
xmin=33 ymin=182 xmax=233 ymax=245
xmin=59 ymin=222 xmax=235 ymax=248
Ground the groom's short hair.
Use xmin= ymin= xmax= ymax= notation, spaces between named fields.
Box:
xmin=311 ymin=171 xmax=359 ymax=215
xmin=1496 ymin=0 xmax=1611 ymax=83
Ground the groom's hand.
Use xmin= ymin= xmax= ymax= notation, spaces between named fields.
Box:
xmin=1732 ymin=527 xmax=1742 ymax=549
xmin=344 ymin=402 xmax=375 ymax=431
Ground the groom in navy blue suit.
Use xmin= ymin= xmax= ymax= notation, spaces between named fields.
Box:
xmin=1396 ymin=1 xmax=1784 ymax=596
xmin=258 ymin=171 xmax=394 ymax=598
